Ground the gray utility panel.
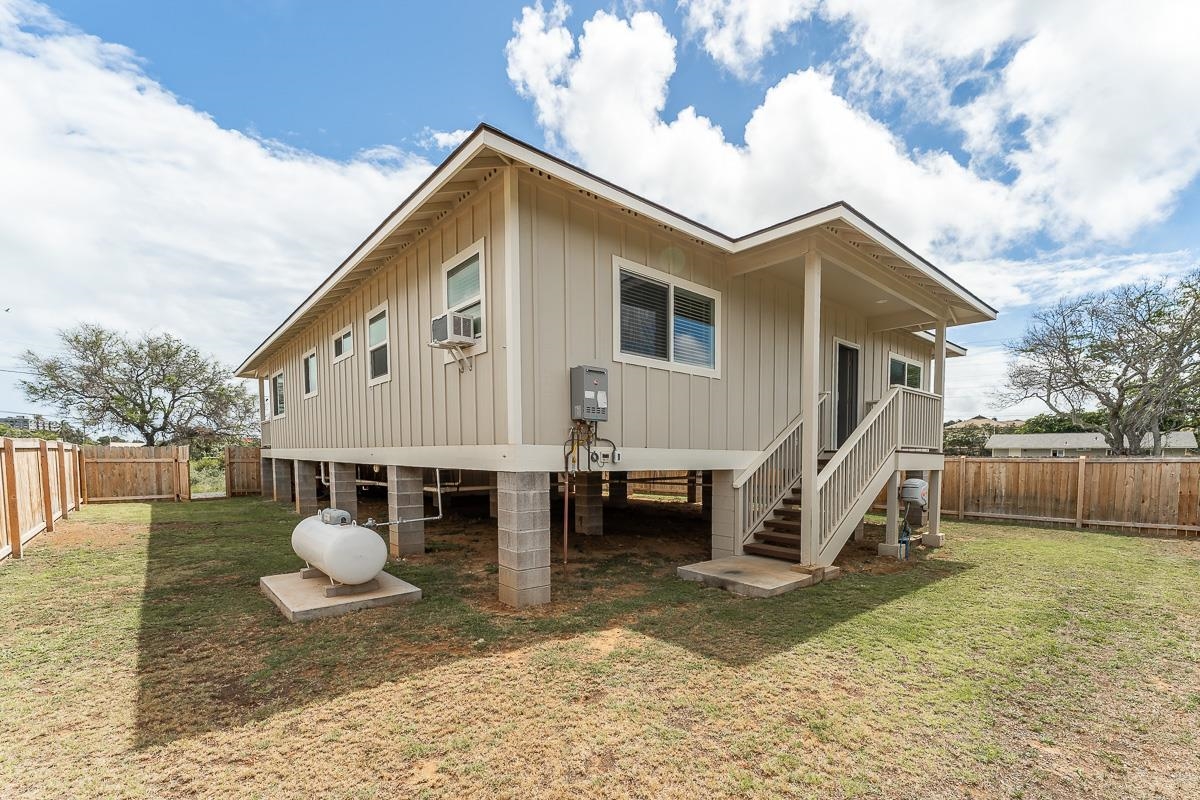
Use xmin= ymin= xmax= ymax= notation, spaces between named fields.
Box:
xmin=570 ymin=365 xmax=609 ymax=422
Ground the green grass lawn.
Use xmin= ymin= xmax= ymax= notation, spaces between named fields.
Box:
xmin=1 ymin=497 xmax=1198 ymax=798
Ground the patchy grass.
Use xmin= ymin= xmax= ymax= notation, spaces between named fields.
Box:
xmin=1 ymin=496 xmax=1198 ymax=798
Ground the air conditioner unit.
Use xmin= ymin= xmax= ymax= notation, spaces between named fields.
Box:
xmin=430 ymin=312 xmax=476 ymax=347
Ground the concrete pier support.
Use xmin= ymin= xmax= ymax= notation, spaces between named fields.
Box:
xmin=608 ymin=471 xmax=628 ymax=508
xmin=488 ymin=472 xmax=498 ymax=519
xmin=260 ymin=458 xmax=272 ymax=498
xmin=329 ymin=462 xmax=358 ymax=519
xmin=272 ymin=459 xmax=293 ymax=505
xmin=293 ymin=460 xmax=320 ymax=516
xmin=710 ymin=470 xmax=743 ymax=559
xmin=497 ymin=471 xmax=551 ymax=607
xmin=879 ymin=470 xmax=904 ymax=558
xmin=387 ymin=466 xmax=424 ymax=557
xmin=573 ymin=471 xmax=603 ymax=535
xmin=701 ymin=470 xmax=713 ymax=521
xmin=687 ymin=471 xmax=700 ymax=504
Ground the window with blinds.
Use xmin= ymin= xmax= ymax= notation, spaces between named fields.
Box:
xmin=302 ymin=351 xmax=318 ymax=397
xmin=271 ymin=372 xmax=285 ymax=417
xmin=617 ymin=263 xmax=719 ymax=374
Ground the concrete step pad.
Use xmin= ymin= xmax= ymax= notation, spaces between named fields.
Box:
xmin=678 ymin=555 xmax=814 ymax=597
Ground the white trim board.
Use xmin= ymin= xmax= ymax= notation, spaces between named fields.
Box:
xmin=263 ymin=444 xmax=760 ymax=473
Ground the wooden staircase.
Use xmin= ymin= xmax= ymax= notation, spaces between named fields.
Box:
xmin=743 ymin=456 xmax=829 ymax=561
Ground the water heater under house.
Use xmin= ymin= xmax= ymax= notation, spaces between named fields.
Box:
xmin=570 ymin=365 xmax=609 ymax=422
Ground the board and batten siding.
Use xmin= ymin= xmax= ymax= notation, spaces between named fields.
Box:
xmin=516 ymin=171 xmax=934 ymax=455
xmin=262 ymin=174 xmax=510 ymax=450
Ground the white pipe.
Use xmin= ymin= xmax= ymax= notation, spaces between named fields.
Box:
xmin=362 ymin=468 xmax=445 ymax=529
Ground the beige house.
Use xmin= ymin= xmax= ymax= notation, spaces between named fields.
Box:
xmin=237 ymin=125 xmax=996 ymax=607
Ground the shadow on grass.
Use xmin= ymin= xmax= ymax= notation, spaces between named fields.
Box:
xmin=134 ymin=496 xmax=969 ymax=748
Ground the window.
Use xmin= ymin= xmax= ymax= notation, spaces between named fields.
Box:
xmin=366 ymin=302 xmax=389 ymax=384
xmin=1052 ymin=449 xmax=1066 ymax=458
xmin=614 ymin=257 xmax=720 ymax=377
xmin=888 ymin=353 xmax=923 ymax=390
xmin=441 ymin=240 xmax=487 ymax=357
xmin=332 ymin=325 xmax=353 ymax=364
xmin=302 ymin=350 xmax=318 ymax=398
xmin=271 ymin=371 xmax=285 ymax=417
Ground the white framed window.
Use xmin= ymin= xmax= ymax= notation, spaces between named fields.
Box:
xmin=888 ymin=352 xmax=924 ymax=390
xmin=366 ymin=301 xmax=390 ymax=386
xmin=270 ymin=370 xmax=286 ymax=418
xmin=1052 ymin=449 xmax=1066 ymax=458
xmin=260 ymin=380 xmax=271 ymax=422
xmin=441 ymin=238 xmax=487 ymax=360
xmin=612 ymin=256 xmax=720 ymax=378
xmin=302 ymin=349 xmax=318 ymax=399
xmin=331 ymin=324 xmax=353 ymax=364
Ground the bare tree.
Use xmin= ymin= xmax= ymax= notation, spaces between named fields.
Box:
xmin=19 ymin=324 xmax=257 ymax=448
xmin=1002 ymin=270 xmax=1200 ymax=455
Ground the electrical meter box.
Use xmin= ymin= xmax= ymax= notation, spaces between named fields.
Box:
xmin=570 ymin=365 xmax=609 ymax=422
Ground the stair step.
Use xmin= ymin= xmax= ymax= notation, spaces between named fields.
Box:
xmin=756 ymin=529 xmax=804 ymax=547
xmin=772 ymin=507 xmax=803 ymax=520
xmin=781 ymin=496 xmax=802 ymax=507
xmin=743 ymin=542 xmax=804 ymax=562
xmin=764 ymin=519 xmax=803 ymax=533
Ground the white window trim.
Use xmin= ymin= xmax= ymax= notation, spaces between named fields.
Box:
xmin=366 ymin=301 xmax=391 ymax=387
xmin=331 ymin=323 xmax=354 ymax=365
xmin=612 ymin=256 xmax=721 ymax=379
xmin=301 ymin=348 xmax=318 ymax=399
xmin=888 ymin=351 xmax=925 ymax=391
xmin=440 ymin=238 xmax=488 ymax=365
xmin=270 ymin=370 xmax=286 ymax=419
xmin=259 ymin=378 xmax=271 ymax=423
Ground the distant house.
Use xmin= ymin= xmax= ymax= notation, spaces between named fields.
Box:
xmin=0 ymin=415 xmax=32 ymax=430
xmin=946 ymin=415 xmax=1023 ymax=430
xmin=986 ymin=431 xmax=1197 ymax=457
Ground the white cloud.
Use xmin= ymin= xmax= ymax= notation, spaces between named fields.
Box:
xmin=679 ymin=0 xmax=1200 ymax=243
xmin=0 ymin=1 xmax=432 ymax=413
xmin=417 ymin=127 xmax=472 ymax=150
xmin=680 ymin=0 xmax=819 ymax=79
xmin=506 ymin=2 xmax=1034 ymax=255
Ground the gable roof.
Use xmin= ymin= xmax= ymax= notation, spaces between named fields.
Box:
xmin=237 ymin=124 xmax=997 ymax=377
xmin=986 ymin=432 xmax=1198 ymax=451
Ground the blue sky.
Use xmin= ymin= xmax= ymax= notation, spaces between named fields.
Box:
xmin=1 ymin=0 xmax=1197 ymax=427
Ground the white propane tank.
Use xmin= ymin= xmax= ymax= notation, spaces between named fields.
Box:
xmin=900 ymin=478 xmax=929 ymax=509
xmin=291 ymin=508 xmax=387 ymax=585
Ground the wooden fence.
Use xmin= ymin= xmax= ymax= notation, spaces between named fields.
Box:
xmin=225 ymin=446 xmax=262 ymax=496
xmin=80 ymin=445 xmax=190 ymax=503
xmin=625 ymin=470 xmax=696 ymax=499
xmin=873 ymin=457 xmax=1200 ymax=537
xmin=1 ymin=438 xmax=83 ymax=561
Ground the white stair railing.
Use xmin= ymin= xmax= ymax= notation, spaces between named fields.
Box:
xmin=898 ymin=388 xmax=943 ymax=450
xmin=732 ymin=397 xmax=827 ymax=543
xmin=815 ymin=387 xmax=903 ymax=555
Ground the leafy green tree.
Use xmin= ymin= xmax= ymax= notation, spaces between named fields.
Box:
xmin=19 ymin=324 xmax=257 ymax=447
xmin=1017 ymin=411 xmax=1109 ymax=434
xmin=943 ymin=425 xmax=990 ymax=456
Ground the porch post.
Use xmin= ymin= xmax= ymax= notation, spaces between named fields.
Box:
xmin=879 ymin=470 xmax=903 ymax=558
xmin=924 ymin=319 xmax=947 ymax=548
xmin=933 ymin=320 xmax=947 ymax=396
xmin=799 ymin=251 xmax=822 ymax=564
xmin=923 ymin=470 xmax=944 ymax=547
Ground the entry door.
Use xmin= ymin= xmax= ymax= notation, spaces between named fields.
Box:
xmin=835 ymin=343 xmax=860 ymax=448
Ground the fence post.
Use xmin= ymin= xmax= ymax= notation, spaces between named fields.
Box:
xmin=177 ymin=446 xmax=191 ymax=502
xmin=1075 ymin=456 xmax=1087 ymax=529
xmin=957 ymin=455 xmax=966 ymax=519
xmin=37 ymin=439 xmax=54 ymax=534
xmin=56 ymin=441 xmax=69 ymax=520
xmin=224 ymin=446 xmax=233 ymax=498
xmin=3 ymin=439 xmax=21 ymax=558
xmin=80 ymin=446 xmax=90 ymax=505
